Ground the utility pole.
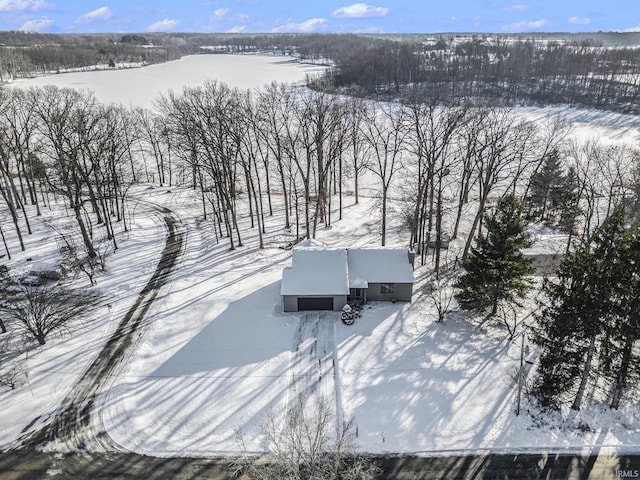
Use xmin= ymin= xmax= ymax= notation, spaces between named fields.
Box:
xmin=516 ymin=333 xmax=524 ymax=416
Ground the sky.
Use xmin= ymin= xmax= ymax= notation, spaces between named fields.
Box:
xmin=2 ymin=1 xmax=639 ymax=35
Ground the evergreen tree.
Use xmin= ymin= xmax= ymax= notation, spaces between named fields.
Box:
xmin=533 ymin=208 xmax=640 ymax=410
xmin=533 ymin=245 xmax=604 ymax=409
xmin=554 ymin=166 xmax=581 ymax=234
xmin=526 ymin=149 xmax=564 ymax=222
xmin=601 ymin=218 xmax=640 ymax=409
xmin=455 ymin=193 xmax=533 ymax=319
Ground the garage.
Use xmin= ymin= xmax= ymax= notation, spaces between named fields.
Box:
xmin=297 ymin=297 xmax=334 ymax=311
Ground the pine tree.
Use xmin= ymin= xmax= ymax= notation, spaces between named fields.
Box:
xmin=554 ymin=166 xmax=581 ymax=234
xmin=532 ymin=246 xmax=602 ymax=409
xmin=533 ymin=208 xmax=640 ymax=410
xmin=455 ymin=193 xmax=533 ymax=319
xmin=600 ymin=218 xmax=640 ymax=409
xmin=526 ymin=149 xmax=564 ymax=222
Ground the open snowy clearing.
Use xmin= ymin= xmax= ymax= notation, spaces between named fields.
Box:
xmin=2 ymin=55 xmax=640 ymax=457
xmin=11 ymin=54 xmax=326 ymax=110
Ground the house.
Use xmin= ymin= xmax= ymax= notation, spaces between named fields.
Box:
xmin=281 ymin=242 xmax=414 ymax=312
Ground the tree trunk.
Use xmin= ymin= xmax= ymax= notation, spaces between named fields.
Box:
xmin=280 ymin=165 xmax=290 ymax=230
xmin=0 ymin=222 xmax=10 ymax=259
xmin=463 ymin=197 xmax=486 ymax=260
xmin=381 ymin=185 xmax=388 ymax=246
xmin=0 ymin=180 xmax=25 ymax=251
xmin=571 ymin=335 xmax=596 ymax=411
xmin=74 ymin=204 xmax=97 ymax=259
xmin=611 ymin=337 xmax=634 ymax=410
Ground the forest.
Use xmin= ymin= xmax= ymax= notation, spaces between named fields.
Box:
xmin=0 ymin=32 xmax=639 ymax=415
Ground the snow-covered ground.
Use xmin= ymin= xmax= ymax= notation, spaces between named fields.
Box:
xmin=515 ymin=105 xmax=640 ymax=145
xmin=5 ymin=182 xmax=640 ymax=456
xmin=11 ymin=54 xmax=326 ymax=110
xmin=0 ymin=192 xmax=167 ymax=446
xmin=2 ymin=56 xmax=640 ymax=457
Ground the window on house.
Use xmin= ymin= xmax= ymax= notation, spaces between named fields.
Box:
xmin=351 ymin=288 xmax=364 ymax=298
xmin=380 ymin=283 xmax=395 ymax=294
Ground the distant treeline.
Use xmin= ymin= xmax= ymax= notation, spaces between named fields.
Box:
xmin=205 ymin=32 xmax=640 ymax=113
xmin=1 ymin=31 xmax=639 ymax=112
xmin=0 ymin=31 xmax=196 ymax=80
xmin=320 ymin=35 xmax=640 ymax=114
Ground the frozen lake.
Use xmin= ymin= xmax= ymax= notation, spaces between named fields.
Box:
xmin=12 ymin=54 xmax=326 ymax=110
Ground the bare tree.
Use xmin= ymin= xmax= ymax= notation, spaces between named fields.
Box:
xmin=427 ymin=278 xmax=455 ymax=323
xmin=361 ymin=102 xmax=408 ymax=246
xmin=402 ymin=94 xmax=468 ymax=271
xmin=160 ymin=81 xmax=244 ymax=249
xmin=0 ymin=284 xmax=100 ymax=345
xmin=295 ymin=90 xmax=348 ymax=237
xmin=343 ymin=95 xmax=370 ymax=210
xmin=461 ymin=108 xmax=534 ymax=260
xmin=134 ymin=107 xmax=171 ymax=186
xmin=29 ymin=86 xmax=99 ymax=259
xmin=255 ymin=82 xmax=296 ymax=230
xmin=233 ymin=396 xmax=380 ymax=480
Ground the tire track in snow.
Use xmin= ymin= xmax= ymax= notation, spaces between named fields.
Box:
xmin=14 ymin=203 xmax=185 ymax=452
xmin=288 ymin=313 xmax=341 ymax=417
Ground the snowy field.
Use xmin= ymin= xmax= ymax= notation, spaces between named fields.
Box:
xmin=2 ymin=56 xmax=640 ymax=457
xmin=11 ymin=54 xmax=326 ymax=110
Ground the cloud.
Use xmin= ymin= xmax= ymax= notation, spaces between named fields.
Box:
xmin=271 ymin=18 xmax=327 ymax=33
xmin=75 ymin=6 xmax=114 ymax=25
xmin=0 ymin=0 xmax=48 ymax=12
xmin=332 ymin=3 xmax=388 ymax=19
xmin=211 ymin=8 xmax=249 ymax=23
xmin=568 ymin=16 xmax=591 ymax=25
xmin=623 ymin=25 xmax=640 ymax=32
xmin=503 ymin=4 xmax=532 ymax=12
xmin=147 ymin=18 xmax=179 ymax=32
xmin=503 ymin=18 xmax=549 ymax=31
xmin=213 ymin=8 xmax=230 ymax=19
xmin=227 ymin=25 xmax=246 ymax=33
xmin=20 ymin=15 xmax=53 ymax=31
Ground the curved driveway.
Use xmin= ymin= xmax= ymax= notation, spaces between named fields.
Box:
xmin=15 ymin=204 xmax=184 ymax=451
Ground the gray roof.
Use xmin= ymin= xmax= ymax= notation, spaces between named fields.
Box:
xmin=281 ymin=248 xmax=349 ymax=296
xmin=347 ymin=248 xmax=414 ymax=288
xmin=281 ymin=246 xmax=413 ymax=296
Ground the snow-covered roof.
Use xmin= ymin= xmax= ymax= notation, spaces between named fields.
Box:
xmin=281 ymin=246 xmax=413 ymax=296
xmin=281 ymin=248 xmax=349 ymax=296
xmin=29 ymin=262 xmax=60 ymax=274
xmin=347 ymin=248 xmax=414 ymax=288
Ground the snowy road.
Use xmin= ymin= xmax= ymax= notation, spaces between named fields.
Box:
xmin=0 ymin=449 xmax=634 ymax=479
xmin=14 ymin=204 xmax=185 ymax=451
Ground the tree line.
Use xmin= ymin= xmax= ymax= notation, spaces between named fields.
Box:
xmin=1 ymin=83 xmax=638 ymax=269
xmin=320 ymin=36 xmax=640 ymax=113
xmin=0 ymin=31 xmax=196 ymax=81
xmin=0 ymin=78 xmax=639 ymax=410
